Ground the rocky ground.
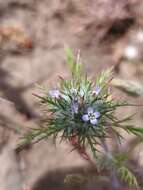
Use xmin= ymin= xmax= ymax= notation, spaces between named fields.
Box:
xmin=0 ymin=0 xmax=143 ymax=189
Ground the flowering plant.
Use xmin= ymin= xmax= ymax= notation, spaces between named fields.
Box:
xmin=20 ymin=48 xmax=143 ymax=188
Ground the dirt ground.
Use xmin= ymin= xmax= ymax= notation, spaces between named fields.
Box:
xmin=0 ymin=0 xmax=143 ymax=190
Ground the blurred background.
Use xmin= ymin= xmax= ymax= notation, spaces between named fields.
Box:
xmin=0 ymin=0 xmax=143 ymax=189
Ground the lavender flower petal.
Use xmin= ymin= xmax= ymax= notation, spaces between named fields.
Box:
xmin=87 ymin=107 xmax=94 ymax=114
xmin=93 ymin=86 xmax=101 ymax=95
xmin=94 ymin=111 xmax=100 ymax=118
xmin=90 ymin=118 xmax=98 ymax=125
xmin=82 ymin=114 xmax=89 ymax=122
xmin=49 ymin=90 xmax=60 ymax=98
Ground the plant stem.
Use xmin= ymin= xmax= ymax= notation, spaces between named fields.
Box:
xmin=70 ymin=135 xmax=96 ymax=167
xmin=101 ymin=138 xmax=121 ymax=190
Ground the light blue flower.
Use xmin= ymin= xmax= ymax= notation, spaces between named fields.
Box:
xmin=71 ymin=98 xmax=79 ymax=114
xmin=70 ymin=88 xmax=78 ymax=96
xmin=82 ymin=107 xmax=100 ymax=125
xmin=92 ymin=86 xmax=101 ymax=95
xmin=49 ymin=90 xmax=60 ymax=99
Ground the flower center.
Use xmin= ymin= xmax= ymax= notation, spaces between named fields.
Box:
xmin=88 ymin=113 xmax=95 ymax=120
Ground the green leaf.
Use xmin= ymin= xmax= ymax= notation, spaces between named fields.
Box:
xmin=96 ymin=67 xmax=113 ymax=86
xmin=111 ymin=78 xmax=143 ymax=97
xmin=65 ymin=48 xmax=82 ymax=78
xmin=125 ymin=126 xmax=143 ymax=136
xmin=64 ymin=174 xmax=88 ymax=185
xmin=118 ymin=166 xmax=139 ymax=188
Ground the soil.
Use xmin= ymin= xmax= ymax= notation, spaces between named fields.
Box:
xmin=0 ymin=0 xmax=143 ymax=190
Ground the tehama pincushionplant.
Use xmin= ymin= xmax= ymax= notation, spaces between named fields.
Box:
xmin=19 ymin=48 xmax=143 ymax=189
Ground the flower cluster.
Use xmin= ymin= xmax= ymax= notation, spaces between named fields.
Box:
xmin=46 ymin=80 xmax=107 ymax=140
xmin=35 ymin=54 xmax=117 ymax=149
xmin=29 ymin=49 xmax=138 ymax=149
xmin=49 ymin=87 xmax=101 ymax=126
